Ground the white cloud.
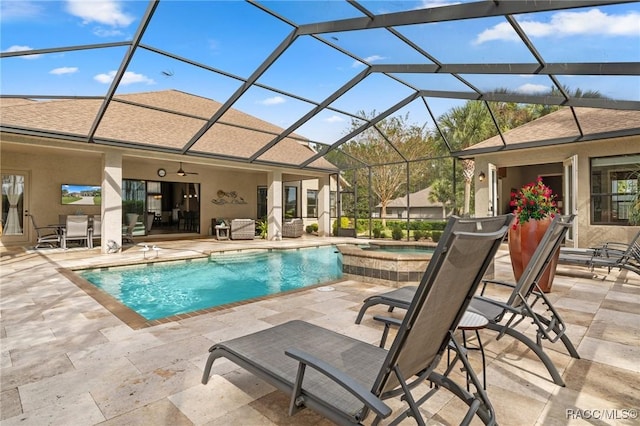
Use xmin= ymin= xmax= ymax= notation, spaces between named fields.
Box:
xmin=259 ymin=96 xmax=285 ymax=106
xmin=65 ymin=0 xmax=134 ymax=27
xmin=4 ymin=45 xmax=40 ymax=59
xmin=474 ymin=8 xmax=640 ymax=44
xmin=324 ymin=115 xmax=344 ymax=123
xmin=516 ymin=83 xmax=549 ymax=95
xmin=352 ymin=54 xmax=386 ymax=68
xmin=0 ymin=1 xmax=43 ymax=22
xmin=50 ymin=67 xmax=79 ymax=75
xmin=94 ymin=70 xmax=155 ymax=85
xmin=93 ymin=27 xmax=125 ymax=37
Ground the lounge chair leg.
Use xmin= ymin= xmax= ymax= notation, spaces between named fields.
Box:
xmin=389 ymin=365 xmax=426 ymax=426
xmin=534 ymin=313 xmax=581 ymax=359
xmin=201 ymin=352 xmax=216 ymax=384
xmin=486 ymin=322 xmax=566 ymax=386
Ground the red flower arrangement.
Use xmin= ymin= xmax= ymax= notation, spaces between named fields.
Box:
xmin=510 ymin=177 xmax=558 ymax=229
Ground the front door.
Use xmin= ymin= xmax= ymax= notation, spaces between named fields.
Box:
xmin=1 ymin=170 xmax=30 ymax=245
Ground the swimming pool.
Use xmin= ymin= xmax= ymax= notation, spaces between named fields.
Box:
xmin=78 ymin=245 xmax=342 ymax=321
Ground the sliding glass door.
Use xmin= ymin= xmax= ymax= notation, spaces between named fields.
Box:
xmin=123 ymin=179 xmax=200 ymax=235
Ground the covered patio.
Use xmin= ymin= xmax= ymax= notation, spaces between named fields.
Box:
xmin=1 ymin=237 xmax=638 ymax=425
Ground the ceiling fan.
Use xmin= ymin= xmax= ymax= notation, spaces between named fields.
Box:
xmin=175 ymin=162 xmax=198 ymax=176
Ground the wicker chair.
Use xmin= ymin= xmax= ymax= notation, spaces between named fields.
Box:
xmin=230 ymin=219 xmax=255 ymax=240
xmin=282 ymin=218 xmax=303 ymax=238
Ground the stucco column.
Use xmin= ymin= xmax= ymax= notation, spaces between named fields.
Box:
xmin=317 ymin=175 xmax=331 ymax=237
xmin=102 ymin=151 xmax=123 ymax=253
xmin=267 ymin=171 xmax=283 ymax=240
xmin=474 ymin=159 xmax=491 ymax=217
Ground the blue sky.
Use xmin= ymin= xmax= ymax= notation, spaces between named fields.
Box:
xmin=1 ymin=0 xmax=639 ymax=144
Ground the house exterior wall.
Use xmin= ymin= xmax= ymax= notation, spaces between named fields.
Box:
xmin=1 ymin=136 xmax=330 ymax=247
xmin=473 ymin=135 xmax=639 ymax=248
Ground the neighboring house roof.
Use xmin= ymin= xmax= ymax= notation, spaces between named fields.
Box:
xmin=463 ymin=107 xmax=640 ymax=153
xmin=0 ymin=90 xmax=337 ymax=171
xmin=379 ymin=186 xmax=444 ymax=208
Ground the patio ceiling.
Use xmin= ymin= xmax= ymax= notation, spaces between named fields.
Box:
xmin=1 ymin=0 xmax=639 ymax=172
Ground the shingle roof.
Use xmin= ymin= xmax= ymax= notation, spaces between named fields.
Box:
xmin=380 ymin=186 xmax=444 ymax=208
xmin=465 ymin=107 xmax=640 ymax=152
xmin=0 ymin=90 xmax=337 ymax=171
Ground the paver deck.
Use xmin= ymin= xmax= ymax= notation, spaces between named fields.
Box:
xmin=1 ymin=236 xmax=638 ymax=425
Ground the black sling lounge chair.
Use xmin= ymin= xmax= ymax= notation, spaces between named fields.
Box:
xmin=202 ymin=215 xmax=512 ymax=425
xmin=356 ymin=215 xmax=578 ymax=387
xmin=559 ymin=230 xmax=640 ymax=275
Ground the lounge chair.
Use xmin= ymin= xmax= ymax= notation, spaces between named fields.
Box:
xmin=202 ymin=214 xmax=512 ymax=425
xmin=356 ymin=214 xmax=578 ymax=387
xmin=559 ymin=230 xmax=640 ymax=275
xmin=61 ymin=215 xmax=90 ymax=249
xmin=26 ymin=212 xmax=61 ymax=248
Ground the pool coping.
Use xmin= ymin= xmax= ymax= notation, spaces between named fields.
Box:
xmin=59 ymin=245 xmax=347 ymax=330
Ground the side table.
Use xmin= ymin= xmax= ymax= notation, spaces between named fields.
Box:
xmin=215 ymin=225 xmax=229 ymax=240
xmin=447 ymin=310 xmax=489 ymax=391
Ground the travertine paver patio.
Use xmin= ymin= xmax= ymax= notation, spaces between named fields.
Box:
xmin=1 ymin=236 xmax=639 ymax=425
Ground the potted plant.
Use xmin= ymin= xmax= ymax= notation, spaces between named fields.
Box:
xmin=508 ymin=177 xmax=559 ymax=292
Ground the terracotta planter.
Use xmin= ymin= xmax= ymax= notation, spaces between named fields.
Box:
xmin=508 ymin=217 xmax=559 ymax=293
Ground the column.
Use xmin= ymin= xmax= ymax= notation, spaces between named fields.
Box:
xmin=317 ymin=175 xmax=331 ymax=237
xmin=267 ymin=171 xmax=283 ymax=240
xmin=102 ymin=151 xmax=123 ymax=253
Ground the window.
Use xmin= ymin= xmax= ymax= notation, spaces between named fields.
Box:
xmin=591 ymin=154 xmax=639 ymax=225
xmin=257 ymin=186 xmax=267 ymax=220
xmin=306 ymin=189 xmax=318 ymax=218
xmin=284 ymin=186 xmax=297 ymax=218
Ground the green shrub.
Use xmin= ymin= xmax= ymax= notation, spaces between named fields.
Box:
xmin=431 ymin=230 xmax=443 ymax=242
xmin=413 ymin=230 xmax=423 ymax=241
xmin=392 ymin=226 xmax=403 ymax=240
xmin=372 ymin=227 xmax=382 ymax=238
xmin=379 ymin=230 xmax=387 ymax=239
xmin=305 ymin=223 xmax=318 ymax=234
xmin=257 ymin=220 xmax=268 ymax=239
xmin=332 ymin=217 xmax=351 ymax=236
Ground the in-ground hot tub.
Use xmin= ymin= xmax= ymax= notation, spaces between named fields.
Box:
xmin=337 ymin=241 xmax=437 ymax=287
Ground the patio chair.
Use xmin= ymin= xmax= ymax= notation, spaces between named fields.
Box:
xmin=202 ymin=214 xmax=512 ymax=425
xmin=89 ymin=215 xmax=101 ymax=249
xmin=356 ymin=214 xmax=578 ymax=387
xmin=559 ymin=230 xmax=640 ymax=275
xmin=61 ymin=215 xmax=90 ymax=249
xmin=26 ymin=212 xmax=61 ymax=248
xmin=282 ymin=218 xmax=304 ymax=238
xmin=230 ymin=218 xmax=255 ymax=240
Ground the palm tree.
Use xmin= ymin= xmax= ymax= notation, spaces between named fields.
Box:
xmin=429 ymin=179 xmax=453 ymax=218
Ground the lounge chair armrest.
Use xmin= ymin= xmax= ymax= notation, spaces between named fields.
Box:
xmin=372 ymin=315 xmax=402 ymax=348
xmin=285 ymin=347 xmax=392 ymax=419
xmin=479 ymin=279 xmax=516 ymax=295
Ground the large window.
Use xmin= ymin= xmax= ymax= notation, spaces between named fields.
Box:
xmin=306 ymin=189 xmax=317 ymax=218
xmin=591 ymin=154 xmax=639 ymax=225
xmin=285 ymin=186 xmax=298 ymax=218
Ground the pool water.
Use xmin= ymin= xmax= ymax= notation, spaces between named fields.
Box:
xmin=79 ymin=245 xmax=341 ymax=320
